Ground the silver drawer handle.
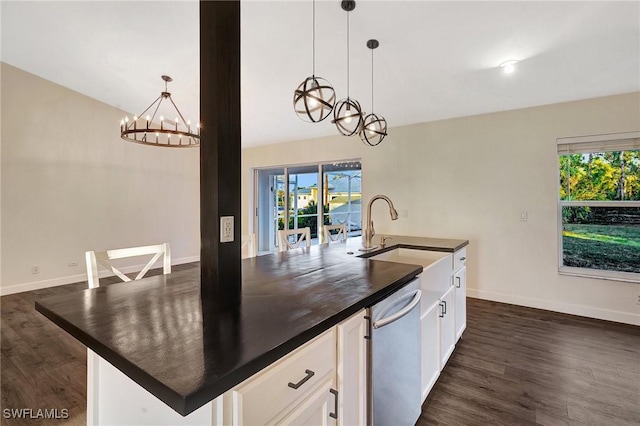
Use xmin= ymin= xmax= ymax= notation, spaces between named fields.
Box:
xmin=459 ymin=256 xmax=466 ymax=261
xmin=288 ymin=369 xmax=315 ymax=389
xmin=456 ymin=276 xmax=461 ymax=288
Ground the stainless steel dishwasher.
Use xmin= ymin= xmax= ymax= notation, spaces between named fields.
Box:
xmin=368 ymin=278 xmax=422 ymax=426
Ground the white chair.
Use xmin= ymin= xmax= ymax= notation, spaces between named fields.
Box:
xmin=85 ymin=243 xmax=171 ymax=289
xmin=323 ymin=224 xmax=347 ymax=243
xmin=85 ymin=242 xmax=171 ymax=424
xmin=242 ymin=233 xmax=257 ymax=259
xmin=277 ymin=227 xmax=311 ymax=252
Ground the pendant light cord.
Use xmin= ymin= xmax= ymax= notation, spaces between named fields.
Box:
xmin=346 ymin=9 xmax=350 ymax=98
xmin=312 ymin=0 xmax=315 ymax=76
xmin=371 ymin=46 xmax=374 ymax=113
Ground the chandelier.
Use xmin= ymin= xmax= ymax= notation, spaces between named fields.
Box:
xmin=120 ymin=75 xmax=200 ymax=148
xmin=359 ymin=39 xmax=387 ymax=146
xmin=332 ymin=0 xmax=364 ymax=137
xmin=293 ymin=0 xmax=336 ymax=122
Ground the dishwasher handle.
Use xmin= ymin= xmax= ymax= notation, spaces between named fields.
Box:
xmin=373 ymin=290 xmax=422 ymax=329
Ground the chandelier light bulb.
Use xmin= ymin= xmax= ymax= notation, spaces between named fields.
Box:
xmin=499 ymin=60 xmax=519 ymax=74
xmin=124 ymin=116 xmax=129 ymax=122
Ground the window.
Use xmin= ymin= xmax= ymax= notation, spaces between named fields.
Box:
xmin=557 ymin=132 xmax=640 ymax=282
xmin=254 ymin=161 xmax=362 ymax=253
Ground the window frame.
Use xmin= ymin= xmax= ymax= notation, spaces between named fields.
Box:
xmin=556 ymin=131 xmax=640 ymax=283
xmin=252 ymin=159 xmax=362 ymax=252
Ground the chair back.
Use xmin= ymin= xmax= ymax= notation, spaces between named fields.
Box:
xmin=241 ymin=233 xmax=257 ymax=259
xmin=277 ymin=228 xmax=311 ymax=252
xmin=85 ymin=243 xmax=171 ymax=289
xmin=323 ymin=224 xmax=347 ymax=243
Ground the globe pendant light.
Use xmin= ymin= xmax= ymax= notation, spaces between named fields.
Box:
xmin=359 ymin=39 xmax=388 ymax=146
xmin=293 ymin=0 xmax=335 ymax=122
xmin=332 ymin=0 xmax=364 ymax=136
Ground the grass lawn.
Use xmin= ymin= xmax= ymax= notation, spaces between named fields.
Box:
xmin=563 ymin=224 xmax=640 ymax=273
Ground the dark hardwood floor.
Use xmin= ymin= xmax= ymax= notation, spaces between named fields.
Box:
xmin=2 ymin=270 xmax=639 ymax=425
xmin=420 ymin=299 xmax=640 ymax=426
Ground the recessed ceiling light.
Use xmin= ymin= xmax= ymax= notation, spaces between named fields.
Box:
xmin=499 ymin=60 xmax=519 ymax=74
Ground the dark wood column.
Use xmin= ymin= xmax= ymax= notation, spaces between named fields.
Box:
xmin=200 ymin=0 xmax=241 ymax=307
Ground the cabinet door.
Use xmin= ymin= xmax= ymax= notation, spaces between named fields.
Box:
xmin=230 ymin=330 xmax=336 ymax=425
xmin=439 ymin=286 xmax=456 ymax=370
xmin=454 ymin=266 xmax=467 ymax=341
xmin=420 ymin=302 xmax=440 ymax=403
xmin=277 ymin=377 xmax=337 ymax=426
xmin=336 ymin=310 xmax=367 ymax=426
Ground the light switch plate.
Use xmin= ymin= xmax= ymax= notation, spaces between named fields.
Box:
xmin=220 ymin=216 xmax=234 ymax=242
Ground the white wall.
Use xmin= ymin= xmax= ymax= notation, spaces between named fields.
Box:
xmin=1 ymin=63 xmax=200 ymax=294
xmin=242 ymin=92 xmax=640 ymax=325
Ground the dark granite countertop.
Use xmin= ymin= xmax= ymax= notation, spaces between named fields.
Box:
xmin=35 ymin=235 xmax=468 ymax=416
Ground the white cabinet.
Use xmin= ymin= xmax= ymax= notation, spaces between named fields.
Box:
xmin=277 ymin=377 xmax=337 ymax=426
xmin=229 ymin=329 xmax=336 ymax=425
xmin=420 ymin=300 xmax=440 ymax=402
xmin=226 ymin=310 xmax=366 ymax=426
xmin=336 ymin=311 xmax=367 ymax=426
xmin=438 ymin=286 xmax=456 ymax=369
xmin=454 ymin=266 xmax=467 ymax=341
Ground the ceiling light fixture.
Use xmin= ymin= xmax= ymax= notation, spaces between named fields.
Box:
xmin=293 ymin=0 xmax=335 ymax=122
xmin=120 ymin=75 xmax=199 ymax=148
xmin=332 ymin=0 xmax=364 ymax=137
xmin=499 ymin=60 xmax=519 ymax=74
xmin=359 ymin=39 xmax=387 ymax=146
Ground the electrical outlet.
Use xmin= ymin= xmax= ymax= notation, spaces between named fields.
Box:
xmin=32 ymin=265 xmax=39 ymax=274
xmin=68 ymin=262 xmax=78 ymax=267
xmin=220 ymin=216 xmax=234 ymax=243
xmin=400 ymin=209 xmax=409 ymax=219
xmin=636 ymin=295 xmax=640 ymax=305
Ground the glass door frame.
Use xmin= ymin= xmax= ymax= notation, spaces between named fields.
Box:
xmin=252 ymin=159 xmax=362 ymax=253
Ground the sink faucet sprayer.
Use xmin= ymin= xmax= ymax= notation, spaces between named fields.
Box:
xmin=360 ymin=195 xmax=399 ymax=251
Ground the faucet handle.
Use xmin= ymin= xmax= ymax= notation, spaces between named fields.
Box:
xmin=380 ymin=236 xmax=392 ymax=245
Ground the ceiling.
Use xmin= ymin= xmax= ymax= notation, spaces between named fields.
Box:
xmin=2 ymin=1 xmax=639 ymax=148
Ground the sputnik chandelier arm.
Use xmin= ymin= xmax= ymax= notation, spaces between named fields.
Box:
xmin=360 ymin=39 xmax=387 ymax=146
xmin=120 ymin=75 xmax=200 ymax=148
xmin=293 ymin=0 xmax=336 ymax=123
xmin=332 ymin=0 xmax=364 ymax=137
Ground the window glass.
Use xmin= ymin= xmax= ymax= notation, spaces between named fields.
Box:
xmin=558 ymin=146 xmax=640 ymax=279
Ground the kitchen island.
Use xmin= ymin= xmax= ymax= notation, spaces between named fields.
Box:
xmin=35 ymin=235 xmax=468 ymax=425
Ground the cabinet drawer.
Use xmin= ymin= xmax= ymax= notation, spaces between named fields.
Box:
xmin=232 ymin=329 xmax=336 ymax=425
xmin=453 ymin=248 xmax=467 ymax=272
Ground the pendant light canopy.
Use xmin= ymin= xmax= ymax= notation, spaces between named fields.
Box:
xmin=120 ymin=75 xmax=200 ymax=148
xmin=360 ymin=39 xmax=388 ymax=146
xmin=293 ymin=0 xmax=335 ymax=123
xmin=332 ymin=0 xmax=364 ymax=136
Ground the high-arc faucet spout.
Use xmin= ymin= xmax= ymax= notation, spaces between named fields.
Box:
xmin=361 ymin=195 xmax=399 ymax=251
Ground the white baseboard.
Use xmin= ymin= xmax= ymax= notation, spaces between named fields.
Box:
xmin=0 ymin=256 xmax=200 ymax=296
xmin=467 ymin=288 xmax=640 ymax=326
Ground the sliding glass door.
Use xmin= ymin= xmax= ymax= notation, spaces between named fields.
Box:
xmin=254 ymin=161 xmax=361 ymax=253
